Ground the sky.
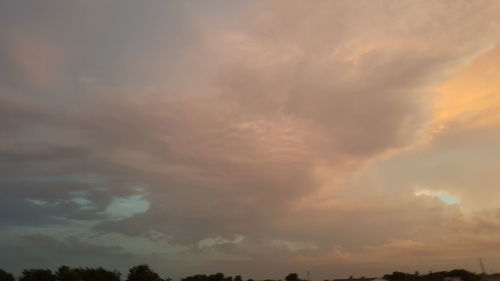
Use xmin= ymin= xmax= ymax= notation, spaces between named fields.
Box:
xmin=1 ymin=0 xmax=500 ymax=280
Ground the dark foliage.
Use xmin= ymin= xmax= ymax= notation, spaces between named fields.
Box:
xmin=54 ymin=266 xmax=78 ymax=281
xmin=2 ymin=266 xmax=487 ymax=281
xmin=285 ymin=274 xmax=300 ymax=281
xmin=383 ymin=270 xmax=481 ymax=281
xmin=126 ymin=265 xmax=163 ymax=281
xmin=0 ymin=269 xmax=15 ymax=281
xmin=73 ymin=267 xmax=121 ymax=281
xmin=182 ymin=273 xmax=234 ymax=281
xmin=19 ymin=269 xmax=55 ymax=281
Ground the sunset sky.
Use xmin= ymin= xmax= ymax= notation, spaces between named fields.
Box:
xmin=1 ymin=0 xmax=500 ymax=279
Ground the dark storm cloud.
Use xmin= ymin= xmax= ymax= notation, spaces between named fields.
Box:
xmin=19 ymin=234 xmax=125 ymax=257
xmin=0 ymin=233 xmax=144 ymax=275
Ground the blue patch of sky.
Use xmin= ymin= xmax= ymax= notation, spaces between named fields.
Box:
xmin=434 ymin=193 xmax=460 ymax=205
xmin=415 ymin=189 xmax=460 ymax=205
xmin=105 ymin=194 xmax=150 ymax=219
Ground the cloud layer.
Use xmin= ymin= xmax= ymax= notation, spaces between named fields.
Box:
xmin=1 ymin=0 xmax=500 ymax=279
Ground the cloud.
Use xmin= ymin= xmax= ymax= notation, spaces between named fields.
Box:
xmin=0 ymin=233 xmax=142 ymax=275
xmin=1 ymin=0 xmax=500 ymax=278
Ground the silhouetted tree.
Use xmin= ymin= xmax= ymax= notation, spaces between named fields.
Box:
xmin=19 ymin=269 xmax=56 ymax=281
xmin=0 ymin=269 xmax=15 ymax=281
xmin=384 ymin=271 xmax=409 ymax=281
xmin=73 ymin=267 xmax=120 ymax=281
xmin=384 ymin=269 xmax=482 ymax=281
xmin=426 ymin=271 xmax=444 ymax=281
xmin=182 ymin=273 xmax=245 ymax=281
xmin=6 ymin=265 xmax=488 ymax=281
xmin=446 ymin=270 xmax=480 ymax=281
xmin=182 ymin=274 xmax=207 ymax=281
xmin=126 ymin=265 xmax=163 ymax=281
xmin=286 ymin=273 xmax=300 ymax=281
xmin=55 ymin=266 xmax=79 ymax=281
xmin=209 ymin=273 xmax=225 ymax=281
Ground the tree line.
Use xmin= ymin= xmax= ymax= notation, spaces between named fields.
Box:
xmin=383 ymin=269 xmax=483 ymax=281
xmin=0 ymin=266 xmax=485 ymax=281
xmin=0 ymin=265 xmax=161 ymax=281
xmin=0 ymin=268 xmax=307 ymax=281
